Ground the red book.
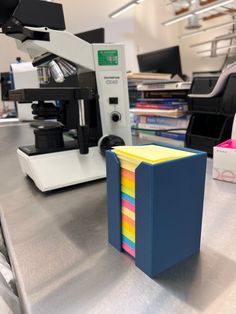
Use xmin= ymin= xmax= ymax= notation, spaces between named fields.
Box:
xmin=136 ymin=103 xmax=176 ymax=110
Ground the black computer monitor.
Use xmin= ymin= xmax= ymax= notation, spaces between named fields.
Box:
xmin=137 ymin=46 xmax=182 ymax=76
xmin=0 ymin=1 xmax=19 ymax=26
xmin=76 ymin=28 xmax=105 ymax=44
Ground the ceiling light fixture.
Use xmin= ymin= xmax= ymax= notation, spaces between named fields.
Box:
xmin=163 ymin=0 xmax=234 ymax=26
xmin=163 ymin=13 xmax=194 ymax=26
xmin=109 ymin=0 xmax=145 ymax=18
xmin=194 ymin=0 xmax=233 ymax=14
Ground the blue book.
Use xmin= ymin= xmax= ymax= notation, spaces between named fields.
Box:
xmin=140 ymin=130 xmax=186 ymax=141
xmin=137 ymin=98 xmax=187 ymax=103
xmin=157 ymin=131 xmax=186 ymax=141
xmin=136 ymin=116 xmax=189 ymax=127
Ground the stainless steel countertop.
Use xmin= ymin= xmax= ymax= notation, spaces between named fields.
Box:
xmin=0 ymin=124 xmax=236 ymax=314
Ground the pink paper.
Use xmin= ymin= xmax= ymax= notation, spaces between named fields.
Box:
xmin=217 ymin=139 xmax=236 ymax=149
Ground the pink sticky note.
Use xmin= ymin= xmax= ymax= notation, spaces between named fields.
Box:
xmin=122 ymin=243 xmax=135 ymax=258
xmin=122 ymin=199 xmax=135 ymax=212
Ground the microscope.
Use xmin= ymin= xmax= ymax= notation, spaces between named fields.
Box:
xmin=0 ymin=0 xmax=132 ymax=191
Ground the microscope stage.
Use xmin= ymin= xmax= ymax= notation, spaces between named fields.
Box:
xmin=9 ymin=88 xmax=95 ymax=102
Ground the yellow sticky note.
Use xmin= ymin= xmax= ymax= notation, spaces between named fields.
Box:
xmin=114 ymin=145 xmax=194 ymax=165
xmin=120 ymin=160 xmax=137 ymax=172
xmin=121 ymin=177 xmax=135 ymax=190
xmin=123 ymin=221 xmax=135 ymax=233
xmin=122 ymin=228 xmax=135 ymax=243
xmin=122 ymin=207 xmax=135 ymax=221
xmin=121 ymin=185 xmax=135 ymax=198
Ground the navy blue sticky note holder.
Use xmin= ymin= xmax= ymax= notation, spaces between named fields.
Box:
xmin=106 ymin=143 xmax=207 ymax=278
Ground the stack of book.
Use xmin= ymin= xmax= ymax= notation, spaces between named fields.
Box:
xmin=128 ymin=80 xmax=142 ymax=108
xmin=127 ymin=72 xmax=172 ymax=81
xmin=130 ymin=97 xmax=190 ymax=147
xmin=127 ymin=72 xmax=172 ymax=109
xmin=137 ymin=129 xmax=187 ymax=147
xmin=137 ymin=81 xmax=191 ymax=91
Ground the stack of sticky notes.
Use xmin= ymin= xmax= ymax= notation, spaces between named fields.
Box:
xmin=121 ymin=168 xmax=136 ymax=257
xmin=113 ymin=145 xmax=195 ymax=258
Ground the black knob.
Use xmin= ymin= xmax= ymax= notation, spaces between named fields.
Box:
xmin=111 ymin=112 xmax=121 ymax=122
xmin=99 ymin=135 xmax=125 ymax=156
xmin=34 ymin=125 xmax=64 ymax=152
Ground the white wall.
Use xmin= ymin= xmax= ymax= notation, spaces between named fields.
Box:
xmin=0 ymin=38 xmax=30 ymax=72
xmin=134 ymin=1 xmax=179 ymax=55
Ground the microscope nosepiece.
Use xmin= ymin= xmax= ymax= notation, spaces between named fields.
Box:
xmin=57 ymin=59 xmax=77 ymax=77
xmin=48 ymin=60 xmax=65 ymax=83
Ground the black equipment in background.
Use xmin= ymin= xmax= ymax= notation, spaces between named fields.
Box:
xmin=0 ymin=72 xmax=13 ymax=101
xmin=137 ymin=46 xmax=182 ymax=77
xmin=0 ymin=0 xmax=65 ymax=31
xmin=186 ymin=74 xmax=236 ymax=155
xmin=76 ymin=28 xmax=105 ymax=44
xmin=0 ymin=0 xmax=18 ymax=26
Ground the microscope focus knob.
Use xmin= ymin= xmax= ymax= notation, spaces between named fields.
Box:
xmin=99 ymin=135 xmax=125 ymax=156
xmin=111 ymin=112 xmax=121 ymax=122
xmin=34 ymin=126 xmax=64 ymax=151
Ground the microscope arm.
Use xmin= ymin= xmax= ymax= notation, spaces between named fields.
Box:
xmin=16 ymin=27 xmax=95 ymax=72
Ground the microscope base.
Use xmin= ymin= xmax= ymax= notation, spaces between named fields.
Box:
xmin=17 ymin=147 xmax=106 ymax=192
